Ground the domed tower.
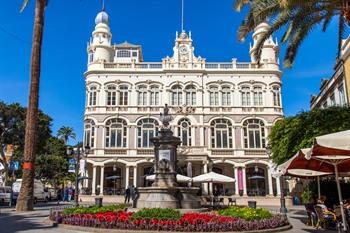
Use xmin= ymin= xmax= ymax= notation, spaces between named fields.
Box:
xmin=249 ymin=22 xmax=279 ymax=69
xmin=87 ymin=9 xmax=114 ymax=64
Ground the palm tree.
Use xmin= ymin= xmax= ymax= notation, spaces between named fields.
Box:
xmin=16 ymin=0 xmax=47 ymax=211
xmin=234 ymin=0 xmax=350 ymax=67
xmin=57 ymin=126 xmax=76 ymax=145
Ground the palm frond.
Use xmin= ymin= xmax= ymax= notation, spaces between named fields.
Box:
xmin=20 ymin=0 xmax=30 ymax=12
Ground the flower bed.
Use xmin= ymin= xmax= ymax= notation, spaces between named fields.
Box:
xmin=53 ymin=206 xmax=289 ymax=232
xmin=217 ymin=206 xmax=272 ymax=221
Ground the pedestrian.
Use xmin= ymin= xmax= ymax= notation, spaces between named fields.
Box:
xmin=57 ymin=189 xmax=62 ymax=205
xmin=63 ymin=187 xmax=68 ymax=202
xmin=68 ymin=187 xmax=73 ymax=202
xmin=124 ymin=186 xmax=131 ymax=204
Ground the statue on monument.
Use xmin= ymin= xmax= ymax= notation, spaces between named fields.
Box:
xmin=160 ymin=104 xmax=173 ymax=128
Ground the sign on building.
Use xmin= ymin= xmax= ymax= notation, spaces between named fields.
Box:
xmin=68 ymin=158 xmax=76 ymax=173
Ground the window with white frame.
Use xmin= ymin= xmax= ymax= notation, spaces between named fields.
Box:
xmin=106 ymin=85 xmax=117 ymax=106
xmin=241 ymin=86 xmax=251 ymax=106
xmin=339 ymin=84 xmax=346 ymax=106
xmin=105 ymin=118 xmax=127 ymax=148
xmin=185 ymin=85 xmax=196 ymax=106
xmin=171 ymin=85 xmax=183 ymax=106
xmin=88 ymin=86 xmax=97 ymax=106
xmin=84 ymin=119 xmax=95 ymax=148
xmin=253 ymin=86 xmax=263 ymax=106
xmin=209 ymin=86 xmax=219 ymax=106
xmin=221 ymin=86 xmax=231 ymax=106
xmin=118 ymin=85 xmax=128 ymax=106
xmin=137 ymin=85 xmax=148 ymax=106
xmin=150 ymin=85 xmax=160 ymax=106
xmin=177 ymin=118 xmax=192 ymax=146
xmin=272 ymin=86 xmax=281 ymax=106
xmin=137 ymin=118 xmax=159 ymax=148
xmin=117 ymin=50 xmax=131 ymax=57
xmin=210 ymin=119 xmax=233 ymax=148
xmin=243 ymin=119 xmax=266 ymax=149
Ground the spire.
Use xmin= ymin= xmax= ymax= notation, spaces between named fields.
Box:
xmin=181 ymin=0 xmax=185 ymax=32
xmin=102 ymin=0 xmax=105 ymax=11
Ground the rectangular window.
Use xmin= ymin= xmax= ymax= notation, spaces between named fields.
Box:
xmin=339 ymin=85 xmax=346 ymax=106
xmin=330 ymin=93 xmax=335 ymax=106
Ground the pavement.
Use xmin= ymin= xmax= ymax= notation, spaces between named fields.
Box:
xmin=0 ymin=202 xmax=338 ymax=233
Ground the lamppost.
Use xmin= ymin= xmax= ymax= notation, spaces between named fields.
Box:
xmin=266 ymin=145 xmax=287 ymax=214
xmin=67 ymin=143 xmax=90 ymax=207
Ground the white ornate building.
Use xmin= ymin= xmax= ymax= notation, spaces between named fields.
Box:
xmin=82 ymin=9 xmax=284 ymax=201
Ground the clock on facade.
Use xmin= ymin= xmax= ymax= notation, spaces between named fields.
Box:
xmin=179 ymin=45 xmax=189 ymax=55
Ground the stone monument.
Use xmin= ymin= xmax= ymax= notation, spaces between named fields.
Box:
xmin=136 ymin=104 xmax=200 ymax=209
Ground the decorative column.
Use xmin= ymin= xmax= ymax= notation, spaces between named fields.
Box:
xmin=234 ymin=167 xmax=239 ymax=195
xmin=276 ymin=177 xmax=281 ymax=196
xmin=202 ymin=162 xmax=208 ymax=195
xmin=133 ymin=166 xmax=137 ymax=187
xmin=92 ymin=165 xmax=97 ymax=196
xmin=242 ymin=167 xmax=247 ymax=196
xmin=267 ymin=167 xmax=273 ymax=196
xmin=100 ymin=166 xmax=104 ymax=196
xmin=125 ymin=166 xmax=130 ymax=188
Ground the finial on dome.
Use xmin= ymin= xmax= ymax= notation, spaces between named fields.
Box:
xmin=102 ymin=0 xmax=105 ymax=11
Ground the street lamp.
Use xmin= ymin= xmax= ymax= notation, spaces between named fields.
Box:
xmin=266 ymin=144 xmax=287 ymax=214
xmin=67 ymin=143 xmax=90 ymax=207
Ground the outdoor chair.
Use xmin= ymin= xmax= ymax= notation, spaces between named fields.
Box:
xmin=228 ymin=197 xmax=237 ymax=206
xmin=333 ymin=206 xmax=349 ymax=231
xmin=314 ymin=206 xmax=336 ymax=230
xmin=305 ymin=204 xmax=317 ymax=227
xmin=218 ymin=197 xmax=224 ymax=206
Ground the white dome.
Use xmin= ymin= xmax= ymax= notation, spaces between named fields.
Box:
xmin=95 ymin=11 xmax=109 ymax=25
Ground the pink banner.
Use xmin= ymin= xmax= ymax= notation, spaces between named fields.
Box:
xmin=238 ymin=168 xmax=243 ymax=191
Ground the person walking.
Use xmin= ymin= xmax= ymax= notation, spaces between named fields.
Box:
xmin=124 ymin=186 xmax=131 ymax=204
xmin=57 ymin=188 xmax=62 ymax=205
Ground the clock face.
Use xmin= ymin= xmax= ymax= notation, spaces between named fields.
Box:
xmin=179 ymin=45 xmax=189 ymax=55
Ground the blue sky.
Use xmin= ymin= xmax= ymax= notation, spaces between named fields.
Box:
xmin=0 ymin=0 xmax=338 ymax=142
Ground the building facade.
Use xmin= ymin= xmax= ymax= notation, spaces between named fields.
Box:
xmin=82 ymin=10 xmax=284 ymax=199
xmin=310 ymin=36 xmax=350 ymax=109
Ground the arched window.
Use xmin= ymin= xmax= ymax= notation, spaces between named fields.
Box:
xmin=272 ymin=86 xmax=281 ymax=106
xmin=243 ymin=119 xmax=266 ymax=148
xmin=177 ymin=119 xmax=192 ymax=146
xmin=137 ymin=85 xmax=148 ymax=106
xmin=209 ymin=86 xmax=219 ymax=106
xmin=88 ymin=51 xmax=94 ymax=63
xmin=84 ymin=119 xmax=95 ymax=148
xmin=117 ymin=50 xmax=131 ymax=57
xmin=171 ymin=85 xmax=183 ymax=106
xmin=210 ymin=119 xmax=233 ymax=148
xmin=106 ymin=85 xmax=117 ymax=106
xmin=241 ymin=86 xmax=251 ymax=106
xmin=118 ymin=85 xmax=128 ymax=106
xmin=150 ymin=85 xmax=160 ymax=106
xmin=185 ymin=85 xmax=196 ymax=106
xmin=88 ymin=86 xmax=97 ymax=106
xmin=137 ymin=118 xmax=159 ymax=148
xmin=253 ymin=86 xmax=263 ymax=106
xmin=105 ymin=118 xmax=127 ymax=148
xmin=221 ymin=86 xmax=231 ymax=106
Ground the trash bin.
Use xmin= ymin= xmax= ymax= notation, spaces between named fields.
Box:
xmin=95 ymin=197 xmax=103 ymax=207
xmin=248 ymin=201 xmax=256 ymax=209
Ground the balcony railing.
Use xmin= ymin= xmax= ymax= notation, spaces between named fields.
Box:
xmin=101 ymin=61 xmax=262 ymax=71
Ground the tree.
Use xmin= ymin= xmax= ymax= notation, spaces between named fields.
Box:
xmin=234 ymin=0 xmax=350 ymax=67
xmin=269 ymin=106 xmax=350 ymax=164
xmin=35 ymin=137 xmax=73 ymax=187
xmin=57 ymin=126 xmax=76 ymax=145
xmin=16 ymin=0 xmax=47 ymax=211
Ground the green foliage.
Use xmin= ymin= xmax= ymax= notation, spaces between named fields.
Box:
xmin=132 ymin=208 xmax=181 ymax=220
xmin=62 ymin=204 xmax=127 ymax=216
xmin=217 ymin=206 xmax=272 ymax=220
xmin=269 ymin=106 xmax=350 ymax=164
xmin=301 ymin=189 xmax=313 ymax=204
xmin=233 ymin=0 xmax=347 ymax=67
xmin=57 ymin=126 xmax=76 ymax=145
